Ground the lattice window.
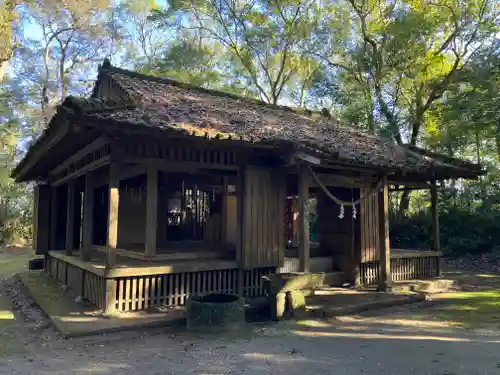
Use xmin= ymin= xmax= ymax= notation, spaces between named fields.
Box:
xmin=166 ymin=179 xmax=217 ymax=242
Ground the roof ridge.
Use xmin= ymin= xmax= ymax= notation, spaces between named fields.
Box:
xmin=61 ymin=95 xmax=136 ymax=114
xmin=99 ymin=62 xmax=332 ymax=120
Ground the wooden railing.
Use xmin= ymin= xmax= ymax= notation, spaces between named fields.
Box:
xmin=114 ymin=267 xmax=273 ymax=312
xmin=360 ymin=250 xmax=441 ymax=285
xmin=46 ymin=254 xmax=275 ymax=313
xmin=47 ymin=255 xmax=107 ymax=309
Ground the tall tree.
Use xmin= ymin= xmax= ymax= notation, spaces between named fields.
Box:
xmin=318 ymin=0 xmax=499 ymax=216
xmin=155 ymin=0 xmax=324 ymax=105
xmin=0 ymin=0 xmax=27 ymax=78
xmin=0 ymin=79 xmax=32 ymax=243
xmin=115 ymin=0 xmax=171 ymax=70
xmin=17 ymin=0 xmax=112 ymax=128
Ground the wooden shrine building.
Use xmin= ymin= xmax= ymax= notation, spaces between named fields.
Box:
xmin=12 ymin=60 xmax=483 ymax=313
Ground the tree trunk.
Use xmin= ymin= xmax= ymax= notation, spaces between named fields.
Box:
xmin=475 ymin=130 xmax=486 ymax=201
xmin=496 ymin=118 xmax=500 ymax=163
xmin=397 ymin=190 xmax=411 ymax=220
xmin=446 ymin=142 xmax=457 ymax=206
xmin=397 ymin=115 xmax=424 ymax=218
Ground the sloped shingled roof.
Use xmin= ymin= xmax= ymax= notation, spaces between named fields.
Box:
xmin=86 ymin=63 xmax=481 ymax=176
xmin=12 ymin=60 xmax=483 ymax=181
xmin=101 ymin=69 xmax=410 ymax=168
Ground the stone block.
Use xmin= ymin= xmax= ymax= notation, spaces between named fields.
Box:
xmin=269 ymin=292 xmax=287 ymax=321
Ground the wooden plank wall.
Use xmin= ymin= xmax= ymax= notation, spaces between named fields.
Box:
xmin=359 ymin=188 xmax=380 ymax=283
xmin=204 ymin=213 xmax=222 ymax=244
xmin=117 ymin=187 xmax=146 ymax=247
xmin=241 ymin=167 xmax=285 ymax=269
xmin=316 ymin=187 xmax=357 ymax=279
xmin=360 ymin=188 xmax=379 ymax=263
xmin=33 ymin=185 xmax=51 ymax=255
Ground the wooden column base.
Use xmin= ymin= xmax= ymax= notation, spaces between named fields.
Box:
xmin=103 ymin=279 xmax=117 ymax=314
xmin=377 ymin=280 xmax=393 ymax=292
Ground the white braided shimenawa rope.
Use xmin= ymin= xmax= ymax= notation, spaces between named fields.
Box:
xmin=306 ymin=164 xmax=385 ymax=207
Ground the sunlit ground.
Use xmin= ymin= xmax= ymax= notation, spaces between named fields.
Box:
xmin=0 ymin=247 xmax=34 ymax=356
xmin=429 ymin=290 xmax=500 ymax=328
xmin=0 ymin=296 xmax=25 ymax=356
xmin=0 ymin=247 xmax=33 ymax=276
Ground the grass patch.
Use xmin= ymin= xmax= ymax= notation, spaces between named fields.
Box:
xmin=433 ymin=290 xmax=500 ymax=328
xmin=0 ymin=247 xmax=33 ymax=277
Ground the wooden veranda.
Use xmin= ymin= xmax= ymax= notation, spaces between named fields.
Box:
xmin=13 ymin=60 xmax=484 ymax=313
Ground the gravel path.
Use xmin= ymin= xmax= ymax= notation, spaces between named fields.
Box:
xmin=1 ymin=298 xmax=500 ymax=375
xmin=1 ymin=249 xmax=500 ymax=375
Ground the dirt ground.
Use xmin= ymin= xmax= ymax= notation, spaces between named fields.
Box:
xmin=1 ymin=248 xmax=500 ymax=375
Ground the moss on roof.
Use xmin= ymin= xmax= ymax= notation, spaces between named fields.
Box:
xmin=12 ymin=61 xmax=484 ymax=182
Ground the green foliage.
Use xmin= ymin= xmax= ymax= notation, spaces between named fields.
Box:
xmin=154 ymin=0 xmax=326 ymax=105
xmin=2 ymin=0 xmax=499 ymax=250
xmin=141 ymin=40 xmax=223 ymax=88
xmin=0 ymin=81 xmax=32 ymax=245
xmin=391 ymin=196 xmax=500 ymax=256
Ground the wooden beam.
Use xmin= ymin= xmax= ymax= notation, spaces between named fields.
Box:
xmin=81 ymin=172 xmax=94 ymax=261
xmin=389 ymin=186 xmax=429 ymax=192
xmin=297 ymin=164 xmax=310 ymax=272
xmin=15 ymin=121 xmax=69 ymax=181
xmin=51 ymin=156 xmax=110 ymax=187
xmin=377 ymin=179 xmax=392 ymax=291
xmin=309 ymin=173 xmax=377 ymax=189
xmin=117 ymin=164 xmax=146 ymax=181
xmin=93 ymin=163 xmax=146 ymax=188
xmin=145 ymin=167 xmax=158 ymax=258
xmin=431 ymin=180 xmax=441 ymax=276
xmin=106 ymin=163 xmax=120 ymax=268
xmin=49 ymin=250 xmax=238 ymax=278
xmin=121 ymin=156 xmax=240 ymax=172
xmin=65 ymin=181 xmax=76 ymax=255
xmin=50 ymin=136 xmax=109 ymax=175
xmin=291 ymin=151 xmax=321 ymax=165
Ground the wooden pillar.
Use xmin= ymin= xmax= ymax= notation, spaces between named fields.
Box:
xmin=298 ymin=164 xmax=310 ymax=273
xmin=156 ymin=172 xmax=167 ymax=248
xmin=431 ymin=180 xmax=441 ymax=276
xmin=104 ymin=279 xmax=118 ymax=315
xmin=49 ymin=186 xmax=58 ymax=250
xmin=33 ymin=185 xmax=50 ymax=255
xmin=236 ymin=169 xmax=244 ymax=295
xmin=145 ymin=167 xmax=158 ymax=258
xmin=106 ymin=164 xmax=120 ymax=268
xmin=221 ymin=176 xmax=228 ymax=246
xmin=352 ymin=188 xmax=361 ymax=286
xmin=81 ymin=173 xmax=94 ymax=261
xmin=377 ymin=179 xmax=392 ymax=291
xmin=65 ymin=181 xmax=76 ymax=255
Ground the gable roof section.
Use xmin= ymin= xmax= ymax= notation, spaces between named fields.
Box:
xmin=12 ymin=61 xmax=484 ymax=182
xmin=90 ymin=63 xmax=482 ymax=177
